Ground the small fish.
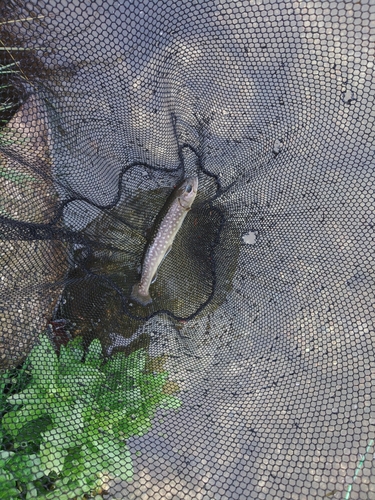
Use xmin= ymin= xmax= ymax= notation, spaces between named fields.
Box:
xmin=131 ymin=176 xmax=198 ymax=306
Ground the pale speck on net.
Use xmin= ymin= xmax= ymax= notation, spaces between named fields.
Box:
xmin=242 ymin=231 xmax=257 ymax=245
xmin=273 ymin=139 xmax=283 ymax=154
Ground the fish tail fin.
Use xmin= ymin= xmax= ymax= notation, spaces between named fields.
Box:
xmin=131 ymin=283 xmax=152 ymax=306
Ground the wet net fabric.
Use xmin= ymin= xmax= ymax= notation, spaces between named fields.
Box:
xmin=0 ymin=0 xmax=374 ymax=498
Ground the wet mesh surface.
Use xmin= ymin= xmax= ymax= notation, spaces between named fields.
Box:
xmin=0 ymin=0 xmax=374 ymax=498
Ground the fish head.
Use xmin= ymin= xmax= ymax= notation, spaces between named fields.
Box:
xmin=177 ymin=176 xmax=198 ymax=209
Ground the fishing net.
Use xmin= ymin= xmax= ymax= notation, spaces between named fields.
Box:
xmin=0 ymin=0 xmax=374 ymax=498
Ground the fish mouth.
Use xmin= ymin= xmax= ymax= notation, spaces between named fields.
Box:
xmin=185 ymin=176 xmax=198 ymax=193
xmin=178 ymin=176 xmax=199 ymax=209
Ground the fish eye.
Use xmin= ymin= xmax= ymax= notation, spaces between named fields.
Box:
xmin=185 ymin=184 xmax=192 ymax=193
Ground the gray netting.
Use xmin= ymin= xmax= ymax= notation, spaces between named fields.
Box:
xmin=0 ymin=0 xmax=374 ymax=498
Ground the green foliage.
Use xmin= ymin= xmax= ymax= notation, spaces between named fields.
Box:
xmin=0 ymin=333 xmax=181 ymax=499
xmin=0 ymin=163 xmax=37 ymax=184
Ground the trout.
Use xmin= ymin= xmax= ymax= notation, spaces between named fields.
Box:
xmin=131 ymin=176 xmax=198 ymax=305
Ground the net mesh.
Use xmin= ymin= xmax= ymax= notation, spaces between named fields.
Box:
xmin=0 ymin=0 xmax=374 ymax=498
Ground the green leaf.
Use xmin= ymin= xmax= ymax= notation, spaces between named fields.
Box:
xmin=2 ymin=408 xmax=48 ymax=440
xmin=0 ymin=467 xmax=19 ymax=499
xmin=7 ymin=386 xmax=45 ymax=406
xmin=5 ymin=452 xmax=42 ymax=484
xmin=0 ymin=165 xmax=39 ymax=185
xmin=159 ymin=395 xmax=182 ymax=410
xmin=41 ymin=427 xmax=77 ymax=452
xmin=127 ymin=350 xmax=146 ymax=375
xmin=39 ymin=441 xmax=68 ymax=476
xmin=27 ymin=455 xmax=44 ymax=481
xmin=0 ymin=450 xmax=20 ymax=500
xmin=60 ymin=368 xmax=105 ymax=395
xmin=10 ymin=415 xmax=51 ymax=446
xmin=28 ymin=336 xmax=58 ymax=389
xmin=60 ymin=445 xmax=85 ymax=480
xmin=43 ymin=443 xmax=101 ymax=499
xmin=0 ymin=450 xmax=15 ymax=461
xmin=87 ymin=407 xmax=128 ymax=433
xmin=25 ymin=484 xmax=39 ymax=499
xmin=58 ymin=344 xmax=83 ymax=370
xmin=104 ymin=349 xmax=146 ymax=382
xmin=58 ymin=399 xmax=85 ymax=426
xmin=96 ymin=386 xmax=142 ymax=413
xmin=44 ymin=473 xmax=100 ymax=500
xmin=117 ymin=414 xmax=153 ymax=438
xmin=85 ymin=437 xmax=133 ymax=482
xmin=0 ymin=331 xmax=181 ymax=497
xmin=85 ymin=340 xmax=103 ymax=367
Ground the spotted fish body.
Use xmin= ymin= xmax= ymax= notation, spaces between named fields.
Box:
xmin=131 ymin=176 xmax=198 ymax=306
